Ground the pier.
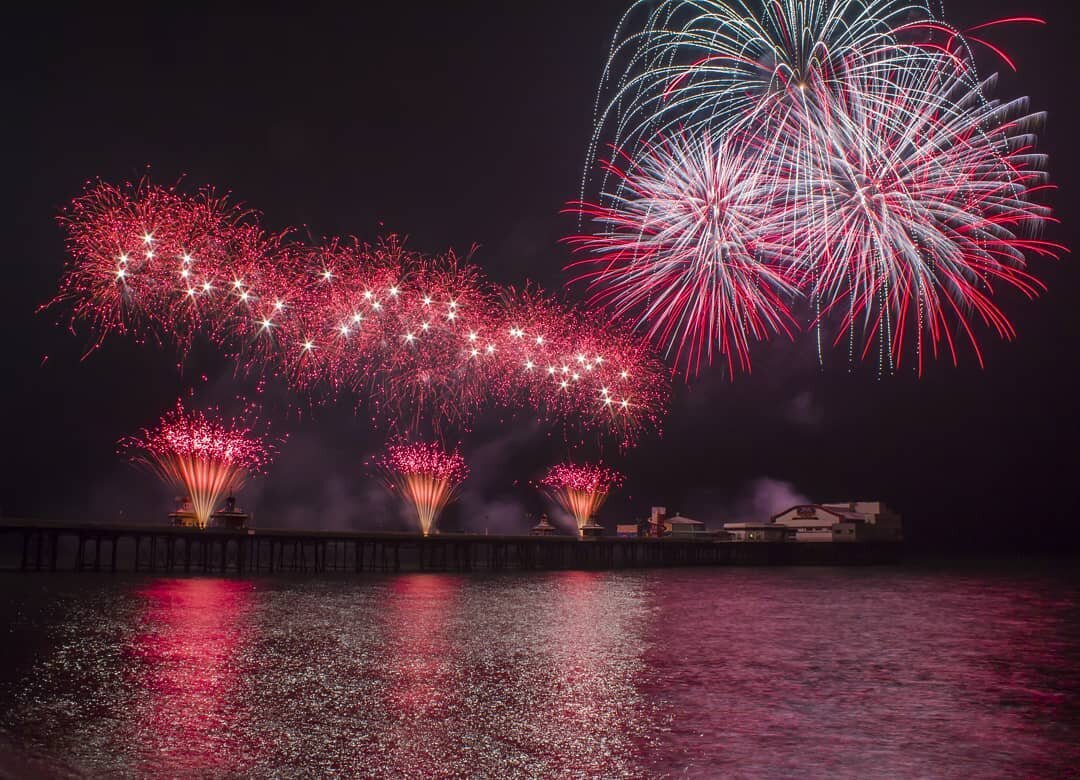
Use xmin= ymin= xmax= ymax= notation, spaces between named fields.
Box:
xmin=0 ymin=519 xmax=901 ymax=574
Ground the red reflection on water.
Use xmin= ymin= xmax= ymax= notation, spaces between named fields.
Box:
xmin=372 ymin=570 xmax=653 ymax=776
xmin=125 ymin=578 xmax=256 ymax=775
xmin=382 ymin=574 xmax=459 ymax=715
xmin=377 ymin=574 xmax=463 ymax=770
xmin=544 ymin=571 xmax=642 ymax=745
xmin=636 ymin=569 xmax=1080 ymax=777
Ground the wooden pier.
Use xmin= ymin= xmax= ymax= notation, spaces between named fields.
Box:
xmin=0 ymin=520 xmax=901 ymax=574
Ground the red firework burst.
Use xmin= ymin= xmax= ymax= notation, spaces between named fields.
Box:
xmin=568 ymin=129 xmax=800 ymax=377
xmin=55 ymin=181 xmax=668 ymax=447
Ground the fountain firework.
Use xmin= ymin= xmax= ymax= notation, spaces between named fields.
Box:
xmin=378 ymin=441 xmax=469 ymax=536
xmin=539 ymin=462 xmax=624 ymax=536
xmin=119 ymin=401 xmax=277 ymax=528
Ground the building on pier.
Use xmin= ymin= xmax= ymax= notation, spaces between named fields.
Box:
xmin=616 ymin=506 xmax=667 ymax=538
xmin=210 ymin=497 xmax=250 ymax=530
xmin=722 ymin=523 xmax=792 ymax=542
xmin=768 ymin=504 xmax=850 ymax=541
xmin=168 ymin=497 xmax=199 ymax=528
xmin=580 ymin=515 xmax=604 ymax=538
xmin=770 ymin=502 xmax=903 ymax=542
xmin=530 ymin=513 xmax=558 ymax=536
xmin=168 ymin=496 xmax=251 ymax=530
xmin=616 ymin=507 xmax=708 ymax=539
xmin=820 ymin=501 xmax=903 ymax=542
xmin=665 ymin=513 xmax=708 ymax=539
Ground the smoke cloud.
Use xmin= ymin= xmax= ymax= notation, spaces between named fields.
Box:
xmin=726 ymin=477 xmax=812 ymax=523
xmin=678 ymin=476 xmax=812 ymax=528
xmin=784 ymin=390 xmax=823 ymax=428
xmin=457 ymin=418 xmax=543 ymax=535
xmin=248 ymin=427 xmax=409 ymax=532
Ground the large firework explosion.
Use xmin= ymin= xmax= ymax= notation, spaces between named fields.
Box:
xmin=377 ymin=441 xmax=469 ymax=536
xmin=568 ymin=129 xmax=800 ymax=376
xmin=119 ymin=401 xmax=277 ymax=528
xmin=54 ymin=181 xmax=669 ymax=447
xmin=575 ymin=0 xmax=1062 ymax=376
xmin=539 ymin=462 xmax=624 ymax=536
xmin=783 ymin=49 xmax=1057 ymax=371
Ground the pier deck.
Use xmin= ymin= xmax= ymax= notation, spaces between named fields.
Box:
xmin=0 ymin=519 xmax=901 ymax=573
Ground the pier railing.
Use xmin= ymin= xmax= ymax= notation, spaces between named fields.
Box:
xmin=0 ymin=519 xmax=900 ymax=573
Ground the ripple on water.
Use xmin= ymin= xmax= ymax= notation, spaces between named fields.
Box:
xmin=0 ymin=564 xmax=1077 ymax=778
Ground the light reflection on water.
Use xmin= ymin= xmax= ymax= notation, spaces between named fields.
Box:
xmin=122 ymin=579 xmax=255 ymax=775
xmin=0 ymin=565 xmax=1077 ymax=778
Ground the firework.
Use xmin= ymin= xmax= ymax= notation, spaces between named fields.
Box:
xmin=55 ymin=181 xmax=669 ymax=446
xmin=378 ymin=441 xmax=469 ymax=535
xmin=786 ymin=51 xmax=1060 ymax=371
xmin=568 ymin=129 xmax=800 ymax=376
xmin=119 ymin=401 xmax=277 ymax=528
xmin=577 ymin=3 xmax=1061 ymax=375
xmin=586 ymin=0 xmax=941 ymax=180
xmin=539 ymin=462 xmax=623 ymax=536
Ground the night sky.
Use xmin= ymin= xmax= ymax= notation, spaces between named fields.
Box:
xmin=4 ymin=1 xmax=1079 ymax=552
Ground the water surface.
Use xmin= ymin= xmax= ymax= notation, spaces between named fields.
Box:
xmin=1 ymin=564 xmax=1077 ymax=778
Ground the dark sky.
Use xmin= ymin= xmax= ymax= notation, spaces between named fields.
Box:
xmin=3 ymin=1 xmax=1078 ymax=551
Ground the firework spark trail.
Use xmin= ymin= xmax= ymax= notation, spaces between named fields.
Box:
xmin=55 ymin=181 xmax=669 ymax=447
xmin=539 ymin=462 xmax=623 ymax=536
xmin=575 ymin=1 xmax=1062 ymax=376
xmin=377 ymin=441 xmax=469 ymax=535
xmin=585 ymin=0 xmax=943 ymax=187
xmin=119 ymin=401 xmax=278 ymax=528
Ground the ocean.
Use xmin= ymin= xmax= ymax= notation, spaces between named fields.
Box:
xmin=1 ymin=563 xmax=1077 ymax=778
